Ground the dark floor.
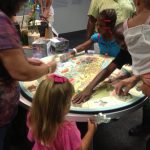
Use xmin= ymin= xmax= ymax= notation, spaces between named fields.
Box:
xmin=4 ymin=30 xmax=149 ymax=150
xmin=4 ymin=106 xmax=148 ymax=150
xmin=93 ymin=109 xmax=147 ymax=150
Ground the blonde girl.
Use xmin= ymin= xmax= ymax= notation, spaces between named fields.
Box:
xmin=27 ymin=74 xmax=96 ymax=150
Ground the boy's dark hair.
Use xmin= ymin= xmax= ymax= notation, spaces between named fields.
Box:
xmin=98 ymin=9 xmax=117 ymax=29
xmin=113 ymin=22 xmax=124 ymax=40
xmin=0 ymin=0 xmax=27 ymax=17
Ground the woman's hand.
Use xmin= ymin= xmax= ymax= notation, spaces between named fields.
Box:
xmin=72 ymin=89 xmax=92 ymax=104
xmin=47 ymin=60 xmax=57 ymax=73
xmin=27 ymin=57 xmax=44 ymax=66
xmin=113 ymin=76 xmax=139 ymax=96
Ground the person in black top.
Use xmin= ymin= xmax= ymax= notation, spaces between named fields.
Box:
xmin=72 ymin=23 xmax=132 ymax=104
xmin=73 ymin=23 xmax=150 ymax=138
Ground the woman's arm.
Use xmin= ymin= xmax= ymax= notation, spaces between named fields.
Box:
xmin=113 ymin=75 xmax=140 ymax=96
xmin=0 ymin=48 xmax=56 ymax=81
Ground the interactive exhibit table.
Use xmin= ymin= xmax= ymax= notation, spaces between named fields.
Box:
xmin=19 ymin=52 xmax=147 ymax=124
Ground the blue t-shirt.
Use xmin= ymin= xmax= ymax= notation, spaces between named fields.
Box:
xmin=91 ymin=33 xmax=120 ymax=57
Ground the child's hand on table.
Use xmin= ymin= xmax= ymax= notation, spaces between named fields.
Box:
xmin=60 ymin=52 xmax=74 ymax=62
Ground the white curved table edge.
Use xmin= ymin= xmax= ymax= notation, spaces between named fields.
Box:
xmin=20 ymin=94 xmax=148 ymax=123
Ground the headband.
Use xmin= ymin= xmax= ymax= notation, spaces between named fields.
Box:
xmin=100 ymin=19 xmax=112 ymax=23
xmin=47 ymin=74 xmax=68 ymax=83
xmin=99 ymin=19 xmax=112 ymax=33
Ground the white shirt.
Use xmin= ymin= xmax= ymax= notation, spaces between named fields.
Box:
xmin=123 ymin=17 xmax=150 ymax=75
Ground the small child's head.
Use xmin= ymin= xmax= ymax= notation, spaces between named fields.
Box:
xmin=96 ymin=9 xmax=117 ymax=35
xmin=113 ymin=22 xmax=127 ymax=50
xmin=29 ymin=74 xmax=75 ymax=145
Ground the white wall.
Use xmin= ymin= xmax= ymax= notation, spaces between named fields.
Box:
xmin=53 ymin=0 xmax=91 ymax=34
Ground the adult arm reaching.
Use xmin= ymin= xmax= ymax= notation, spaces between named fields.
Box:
xmin=0 ymin=48 xmax=56 ymax=81
xmin=113 ymin=75 xmax=140 ymax=96
xmin=72 ymin=62 xmax=117 ymax=104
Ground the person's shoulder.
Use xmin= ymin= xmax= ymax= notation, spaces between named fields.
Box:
xmin=127 ymin=16 xmax=138 ymax=28
xmin=0 ymin=10 xmax=12 ymax=24
xmin=0 ymin=10 xmax=8 ymax=19
xmin=92 ymin=33 xmax=99 ymax=37
xmin=0 ymin=10 xmax=6 ymax=17
xmin=58 ymin=121 xmax=79 ymax=137
xmin=90 ymin=0 xmax=102 ymax=6
xmin=91 ymin=33 xmax=99 ymax=40
xmin=127 ymin=13 xmax=150 ymax=28
xmin=88 ymin=0 xmax=103 ymax=17
xmin=62 ymin=121 xmax=77 ymax=130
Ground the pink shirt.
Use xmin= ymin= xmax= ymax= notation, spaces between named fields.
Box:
xmin=27 ymin=117 xmax=81 ymax=150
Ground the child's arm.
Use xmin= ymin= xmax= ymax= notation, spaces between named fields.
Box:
xmin=60 ymin=39 xmax=93 ymax=62
xmin=79 ymin=119 xmax=97 ymax=150
xmin=75 ymin=39 xmax=93 ymax=53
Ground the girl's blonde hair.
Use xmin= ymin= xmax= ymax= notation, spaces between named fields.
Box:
xmin=29 ymin=77 xmax=75 ymax=146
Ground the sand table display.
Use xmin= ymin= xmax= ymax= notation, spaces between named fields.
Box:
xmin=20 ymin=54 xmax=144 ymax=112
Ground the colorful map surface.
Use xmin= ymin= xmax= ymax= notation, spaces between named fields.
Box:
xmin=19 ymin=53 xmax=144 ymax=112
